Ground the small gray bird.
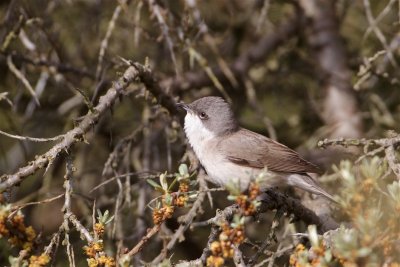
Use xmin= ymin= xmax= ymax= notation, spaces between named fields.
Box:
xmin=178 ymin=96 xmax=335 ymax=202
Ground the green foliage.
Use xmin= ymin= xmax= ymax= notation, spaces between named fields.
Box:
xmin=291 ymin=157 xmax=400 ymax=266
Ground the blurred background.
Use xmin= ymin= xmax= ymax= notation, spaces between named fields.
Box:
xmin=0 ymin=0 xmax=399 ymax=266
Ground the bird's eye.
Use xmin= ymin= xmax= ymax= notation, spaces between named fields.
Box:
xmin=199 ymin=112 xmax=208 ymax=120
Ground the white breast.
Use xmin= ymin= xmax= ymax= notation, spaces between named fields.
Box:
xmin=184 ymin=113 xmax=256 ymax=191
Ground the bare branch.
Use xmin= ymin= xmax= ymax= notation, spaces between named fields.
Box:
xmin=124 ymin=224 xmax=162 ymax=258
xmin=0 ymin=130 xmax=64 ymax=142
xmin=151 ymin=170 xmax=208 ymax=264
xmin=318 ymin=133 xmax=400 ymax=180
xmin=7 ymin=55 xmax=40 ymax=106
xmin=161 ymin=13 xmax=301 ymax=93
xmin=0 ymin=65 xmax=140 ymax=192
xmin=96 ymin=0 xmax=128 ymax=80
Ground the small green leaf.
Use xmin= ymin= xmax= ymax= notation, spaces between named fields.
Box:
xmin=147 ymin=179 xmax=163 ymax=190
xmin=164 ymin=193 xmax=174 ymax=206
xmin=168 ymin=177 xmax=178 ymax=191
xmin=179 ymin=164 xmax=189 ymax=176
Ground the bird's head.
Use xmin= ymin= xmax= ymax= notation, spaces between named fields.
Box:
xmin=177 ymin=96 xmax=239 ymax=138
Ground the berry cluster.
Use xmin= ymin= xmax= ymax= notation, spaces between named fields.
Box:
xmin=0 ymin=205 xmax=37 ymax=252
xmin=235 ymin=182 xmax=260 ymax=216
xmin=84 ymin=211 xmax=116 ymax=267
xmin=207 ymin=222 xmax=245 ymax=267
xmin=152 ymin=205 xmax=175 ymax=225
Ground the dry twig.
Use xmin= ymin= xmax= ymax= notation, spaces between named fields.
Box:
xmin=0 ymin=63 xmax=160 ymax=192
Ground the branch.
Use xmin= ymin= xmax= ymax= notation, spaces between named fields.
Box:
xmin=63 ymin=155 xmax=94 ymax=243
xmin=96 ymin=0 xmax=128 ymax=80
xmin=318 ymin=133 xmax=400 ymax=180
xmin=151 ymin=170 xmax=208 ymax=264
xmin=161 ymin=12 xmax=301 ymax=93
xmin=0 ymin=64 xmax=140 ymax=192
xmin=258 ymin=189 xmax=339 ymax=234
xmin=124 ymin=224 xmax=161 ymax=258
xmin=130 ymin=61 xmax=179 ymax=116
xmin=0 ymin=129 xmax=64 ymax=142
xmin=147 ymin=0 xmax=179 ymax=75
xmin=180 ymin=188 xmax=337 ymax=266
xmin=7 ymin=55 xmax=40 ymax=106
xmin=4 ymin=52 xmax=95 ymax=79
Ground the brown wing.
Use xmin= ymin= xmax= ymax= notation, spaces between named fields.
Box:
xmin=217 ymin=128 xmax=320 ymax=174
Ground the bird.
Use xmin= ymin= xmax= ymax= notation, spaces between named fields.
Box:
xmin=177 ymin=96 xmax=335 ymax=202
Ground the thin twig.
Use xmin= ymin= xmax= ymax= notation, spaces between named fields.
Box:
xmin=162 ymin=13 xmax=301 ymax=93
xmin=63 ymin=155 xmax=94 ymax=243
xmin=147 ymin=0 xmax=179 ymax=75
xmin=151 ymin=170 xmax=208 ymax=264
xmin=318 ymin=133 xmax=400 ymax=180
xmin=10 ymin=193 xmax=64 ymax=217
xmin=7 ymin=55 xmax=40 ymax=106
xmin=0 ymin=65 xmax=141 ymax=192
xmin=125 ymin=224 xmax=162 ymax=257
xmin=363 ymin=0 xmax=398 ymax=67
xmin=95 ymin=0 xmax=127 ymax=80
xmin=0 ymin=129 xmax=64 ymax=142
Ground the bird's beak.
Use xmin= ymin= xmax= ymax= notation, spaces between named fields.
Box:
xmin=176 ymin=102 xmax=191 ymax=112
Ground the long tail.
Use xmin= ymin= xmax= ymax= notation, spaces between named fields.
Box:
xmin=287 ymin=174 xmax=338 ymax=203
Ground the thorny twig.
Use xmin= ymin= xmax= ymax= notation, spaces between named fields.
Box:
xmin=7 ymin=52 xmax=95 ymax=78
xmin=10 ymin=193 xmax=64 ymax=217
xmin=0 ymin=62 xmax=174 ymax=192
xmin=63 ymin=156 xmax=94 ymax=243
xmin=43 ymin=226 xmax=63 ymax=258
xmin=318 ymin=133 xmax=400 ymax=180
xmin=62 ymin=156 xmax=79 ymax=267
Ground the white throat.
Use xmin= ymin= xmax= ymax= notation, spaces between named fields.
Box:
xmin=184 ymin=113 xmax=215 ymax=155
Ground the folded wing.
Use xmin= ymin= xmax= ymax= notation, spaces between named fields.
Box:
xmin=217 ymin=128 xmax=320 ymax=174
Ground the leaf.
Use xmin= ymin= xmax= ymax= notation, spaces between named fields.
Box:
xmin=147 ymin=179 xmax=163 ymax=191
xmin=179 ymin=164 xmax=189 ymax=176
xmin=164 ymin=193 xmax=174 ymax=206
xmin=159 ymin=173 xmax=168 ymax=191
xmin=168 ymin=177 xmax=178 ymax=191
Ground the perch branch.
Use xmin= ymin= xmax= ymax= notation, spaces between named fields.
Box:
xmin=258 ymin=189 xmax=339 ymax=234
